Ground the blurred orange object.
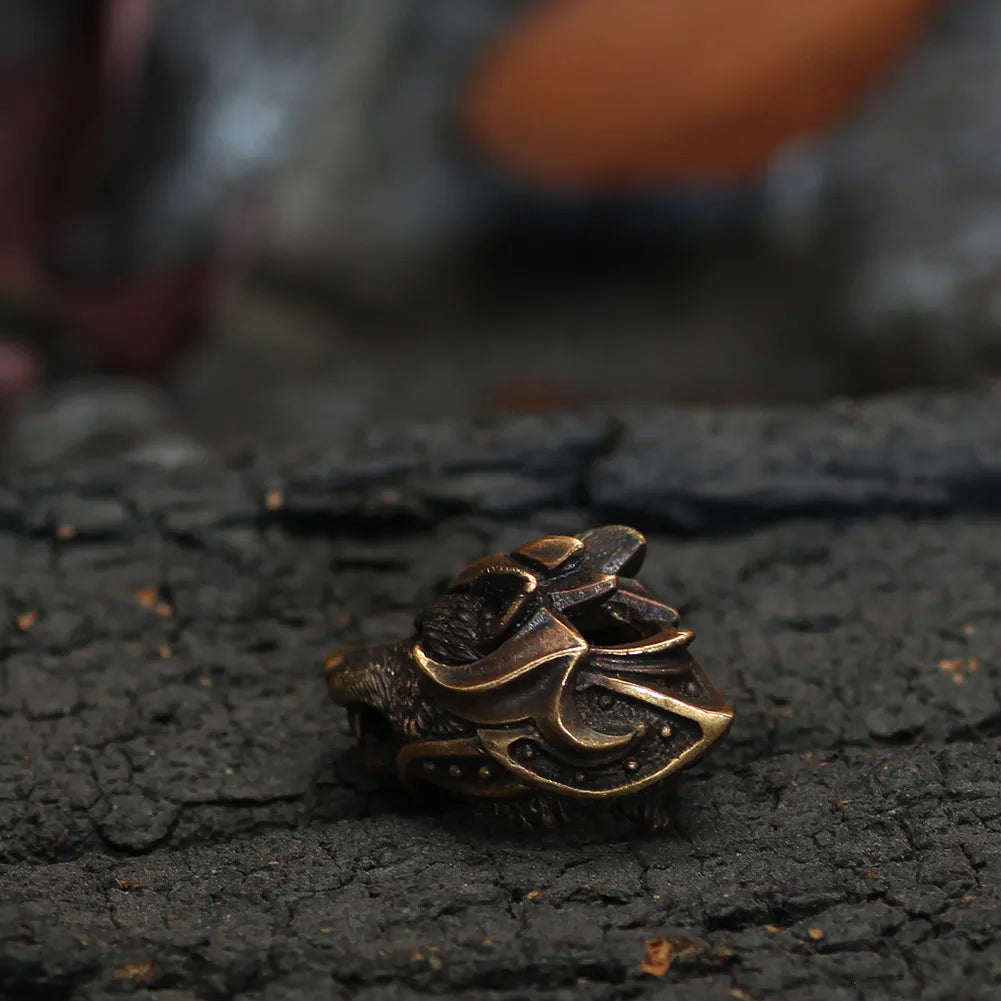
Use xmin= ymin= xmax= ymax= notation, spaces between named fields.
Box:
xmin=465 ymin=0 xmax=943 ymax=186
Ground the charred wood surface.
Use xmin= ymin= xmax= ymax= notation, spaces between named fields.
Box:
xmin=2 ymin=388 xmax=1000 ymax=999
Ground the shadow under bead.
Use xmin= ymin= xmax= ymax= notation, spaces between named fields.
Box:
xmin=325 ymin=525 xmax=733 ymax=829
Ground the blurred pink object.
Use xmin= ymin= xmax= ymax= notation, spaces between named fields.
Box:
xmin=0 ymin=0 xmax=261 ymax=403
xmin=0 ymin=337 xmax=42 ymax=406
xmin=0 ymin=12 xmax=97 ymax=266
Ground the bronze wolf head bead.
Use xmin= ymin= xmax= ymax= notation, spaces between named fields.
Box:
xmin=325 ymin=526 xmax=733 ymax=828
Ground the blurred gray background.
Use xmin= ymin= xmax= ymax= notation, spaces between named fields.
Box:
xmin=2 ymin=0 xmax=1000 ymax=467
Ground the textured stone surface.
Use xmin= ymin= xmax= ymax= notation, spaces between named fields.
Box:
xmin=2 ymin=387 xmax=1000 ymax=999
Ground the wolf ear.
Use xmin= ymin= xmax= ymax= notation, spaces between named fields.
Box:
xmin=449 ymin=556 xmax=538 ymax=644
xmin=576 ymin=525 xmax=647 ymax=577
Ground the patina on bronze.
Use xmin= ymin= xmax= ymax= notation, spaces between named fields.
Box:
xmin=325 ymin=526 xmax=733 ymax=827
